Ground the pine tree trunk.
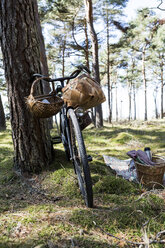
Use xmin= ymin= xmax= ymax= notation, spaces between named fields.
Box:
xmin=0 ymin=94 xmax=6 ymax=130
xmin=0 ymin=0 xmax=53 ymax=173
xmin=142 ymin=45 xmax=147 ymax=121
xmin=153 ymin=86 xmax=158 ymax=119
xmin=160 ymin=59 xmax=164 ymax=119
xmin=62 ymin=38 xmax=66 ymax=78
xmin=35 ymin=3 xmax=53 ymax=128
xmin=110 ymin=77 xmax=113 ymax=123
xmin=84 ymin=19 xmax=90 ymax=69
xmin=106 ymin=11 xmax=111 ymax=123
xmin=128 ymin=80 xmax=132 ymax=121
xmin=115 ymin=80 xmax=118 ymax=122
xmin=133 ymin=84 xmax=136 ymax=120
xmin=132 ymin=60 xmax=136 ymax=120
xmin=84 ymin=0 xmax=103 ymax=128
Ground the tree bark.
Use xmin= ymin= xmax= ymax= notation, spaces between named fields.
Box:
xmin=106 ymin=10 xmax=111 ymax=123
xmin=84 ymin=0 xmax=103 ymax=128
xmin=84 ymin=18 xmax=90 ymax=69
xmin=142 ymin=45 xmax=147 ymax=121
xmin=0 ymin=94 xmax=6 ymax=130
xmin=160 ymin=55 xmax=164 ymax=119
xmin=62 ymin=39 xmax=66 ymax=78
xmin=34 ymin=2 xmax=53 ymax=128
xmin=153 ymin=86 xmax=158 ymax=119
xmin=128 ymin=80 xmax=132 ymax=121
xmin=133 ymin=83 xmax=136 ymax=120
xmin=0 ymin=0 xmax=53 ymax=173
xmin=115 ymin=79 xmax=118 ymax=122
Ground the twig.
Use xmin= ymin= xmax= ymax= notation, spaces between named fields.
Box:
xmin=157 ymin=0 xmax=165 ymax=11
xmin=60 ymin=163 xmax=77 ymax=180
xmin=93 ymin=221 xmax=165 ymax=246
xmin=93 ymin=221 xmax=144 ymax=246
xmin=135 ymin=188 xmax=165 ymax=202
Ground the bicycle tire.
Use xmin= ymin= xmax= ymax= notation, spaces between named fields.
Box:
xmin=60 ymin=112 xmax=70 ymax=161
xmin=67 ymin=108 xmax=93 ymax=208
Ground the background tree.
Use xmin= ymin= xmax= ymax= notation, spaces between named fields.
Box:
xmin=84 ymin=0 xmax=103 ymax=128
xmin=0 ymin=94 xmax=6 ymax=130
xmin=151 ymin=23 xmax=165 ymax=118
xmin=0 ymin=0 xmax=53 ymax=173
xmin=0 ymin=50 xmax=6 ymax=130
xmin=100 ymin=0 xmax=128 ymax=122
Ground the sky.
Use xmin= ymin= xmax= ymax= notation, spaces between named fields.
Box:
xmin=2 ymin=0 xmax=165 ymax=119
xmin=102 ymin=0 xmax=165 ymax=120
xmin=124 ymin=0 xmax=165 ymax=20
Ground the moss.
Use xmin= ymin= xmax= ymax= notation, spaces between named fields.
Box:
xmin=93 ymin=175 xmax=136 ymax=195
xmin=90 ymin=163 xmax=111 ymax=176
xmin=111 ymin=132 xmax=134 ymax=144
xmin=1 ymin=121 xmax=165 ymax=247
xmin=70 ymin=209 xmax=97 ymax=229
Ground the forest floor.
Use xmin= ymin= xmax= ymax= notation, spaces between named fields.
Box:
xmin=0 ymin=120 xmax=165 ymax=248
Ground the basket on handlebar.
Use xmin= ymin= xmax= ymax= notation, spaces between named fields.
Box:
xmin=62 ymin=73 xmax=106 ymax=110
xmin=26 ymin=77 xmax=64 ymax=118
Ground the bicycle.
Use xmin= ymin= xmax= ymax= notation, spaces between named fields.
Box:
xmin=33 ymin=65 xmax=93 ymax=208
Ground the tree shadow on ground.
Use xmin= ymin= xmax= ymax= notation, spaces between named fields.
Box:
xmin=0 ymin=237 xmax=126 ymax=248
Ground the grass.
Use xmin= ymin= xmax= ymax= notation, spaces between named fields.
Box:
xmin=0 ymin=120 xmax=165 ymax=247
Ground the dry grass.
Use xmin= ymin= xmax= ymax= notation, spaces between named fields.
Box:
xmin=0 ymin=120 xmax=165 ymax=247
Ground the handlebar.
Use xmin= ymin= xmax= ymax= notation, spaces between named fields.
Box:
xmin=32 ymin=65 xmax=91 ymax=83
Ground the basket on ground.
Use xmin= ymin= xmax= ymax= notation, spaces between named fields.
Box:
xmin=134 ymin=156 xmax=165 ymax=188
xmin=26 ymin=77 xmax=64 ymax=118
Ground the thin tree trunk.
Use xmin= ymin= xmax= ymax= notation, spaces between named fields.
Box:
xmin=84 ymin=0 xmax=103 ymax=128
xmin=0 ymin=0 xmax=53 ymax=173
xmin=115 ymin=80 xmax=118 ymax=122
xmin=133 ymin=83 xmax=136 ymax=120
xmin=0 ymin=94 xmax=6 ymax=130
xmin=34 ymin=3 xmax=53 ymax=128
xmin=34 ymin=3 xmax=49 ymax=91
xmin=84 ymin=18 xmax=90 ymax=69
xmin=128 ymin=79 xmax=133 ymax=121
xmin=62 ymin=38 xmax=66 ymax=78
xmin=110 ymin=76 xmax=113 ymax=123
xmin=131 ymin=59 xmax=136 ymax=120
xmin=128 ymin=81 xmax=132 ymax=121
xmin=153 ymin=86 xmax=158 ymax=119
xmin=160 ymin=56 xmax=164 ymax=119
xmin=142 ymin=45 xmax=147 ymax=121
xmin=106 ymin=10 xmax=111 ymax=123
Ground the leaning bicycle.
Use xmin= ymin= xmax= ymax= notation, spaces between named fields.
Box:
xmin=30 ymin=66 xmax=96 ymax=207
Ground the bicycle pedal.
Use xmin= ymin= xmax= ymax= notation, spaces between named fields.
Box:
xmin=52 ymin=136 xmax=62 ymax=144
xmin=87 ymin=155 xmax=92 ymax=162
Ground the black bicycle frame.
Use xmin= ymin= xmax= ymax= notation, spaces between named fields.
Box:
xmin=60 ymin=105 xmax=74 ymax=161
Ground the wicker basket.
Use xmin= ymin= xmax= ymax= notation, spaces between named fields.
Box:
xmin=26 ymin=77 xmax=64 ymax=118
xmin=134 ymin=156 xmax=165 ymax=188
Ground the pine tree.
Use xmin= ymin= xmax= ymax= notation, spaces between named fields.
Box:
xmin=0 ymin=0 xmax=53 ymax=173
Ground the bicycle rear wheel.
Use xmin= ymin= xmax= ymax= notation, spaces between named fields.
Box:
xmin=67 ymin=108 xmax=93 ymax=208
xmin=60 ymin=112 xmax=70 ymax=161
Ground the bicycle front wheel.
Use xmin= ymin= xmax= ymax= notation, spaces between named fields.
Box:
xmin=67 ymin=108 xmax=93 ymax=208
